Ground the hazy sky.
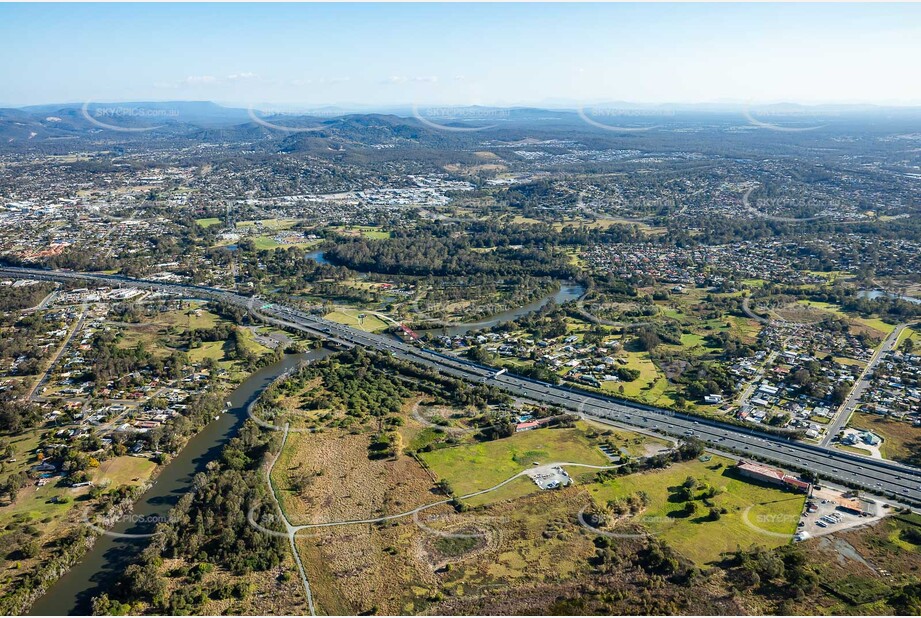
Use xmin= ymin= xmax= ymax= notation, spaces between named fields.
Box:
xmin=2 ymin=2 xmax=920 ymax=108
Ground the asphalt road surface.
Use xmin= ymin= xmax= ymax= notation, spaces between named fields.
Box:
xmin=821 ymin=323 xmax=908 ymax=446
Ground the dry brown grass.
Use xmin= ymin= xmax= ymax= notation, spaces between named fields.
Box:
xmin=272 ymin=429 xmax=443 ymax=525
xmin=295 ymin=483 xmax=602 ymax=615
xmin=776 ymin=304 xmax=828 ymax=324
xmin=297 ymin=512 xmax=452 ymax=615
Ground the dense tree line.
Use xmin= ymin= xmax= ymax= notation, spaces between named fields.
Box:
xmin=0 ymin=282 xmax=55 ymax=312
xmin=323 ymin=222 xmax=587 ymax=279
xmin=99 ymin=420 xmax=286 ymax=614
xmin=83 ymin=331 xmax=186 ymax=388
xmin=0 ymin=396 xmax=42 ymax=434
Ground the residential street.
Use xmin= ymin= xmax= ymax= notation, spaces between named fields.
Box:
xmin=821 ymin=323 xmax=908 ymax=446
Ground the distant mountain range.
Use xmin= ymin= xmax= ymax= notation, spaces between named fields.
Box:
xmin=2 ymin=100 xmax=920 ymax=150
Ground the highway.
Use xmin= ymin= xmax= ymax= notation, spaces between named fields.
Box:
xmin=3 ymin=266 xmax=921 ymax=507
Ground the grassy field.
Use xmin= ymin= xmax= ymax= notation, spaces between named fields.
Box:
xmin=834 ymin=356 xmax=865 ymax=368
xmin=851 ymin=412 xmax=921 ymax=462
xmin=583 ymin=419 xmax=672 ymax=457
xmin=796 ymin=300 xmax=895 ymax=336
xmin=116 ymin=305 xmax=222 ymax=356
xmin=726 ymin=315 xmax=762 ymax=343
xmin=798 ymin=299 xmax=844 ymax=314
xmin=186 ymin=340 xmax=227 ymax=363
xmin=0 ymin=482 xmax=89 ymax=534
xmin=236 ymin=326 xmax=271 ymax=356
xmin=297 ymin=485 xmax=601 ymax=615
xmin=0 ymin=439 xmax=95 ymax=546
xmin=854 ymin=316 xmax=897 ymax=335
xmin=194 ymin=217 xmax=222 ymax=228
xmin=324 ymin=309 xmax=389 ymax=333
xmin=679 ymin=332 xmax=707 ymax=349
xmin=236 ymin=218 xmax=299 ymax=230
xmin=600 ymin=351 xmax=673 ymax=406
xmin=420 ymin=423 xmax=610 ymax=500
xmin=158 ymin=305 xmax=220 ymax=330
xmin=897 ymin=325 xmax=920 ymax=346
xmin=328 ymin=225 xmax=391 ymax=239
xmin=551 ymin=216 xmax=666 ymax=235
xmin=272 ymin=429 xmax=440 ymax=525
xmin=587 ymin=455 xmax=806 ymax=565
xmin=91 ymin=456 xmax=157 ymax=487
xmin=250 ymin=235 xmax=319 ymax=251
xmin=441 ymin=490 xmax=599 ymax=592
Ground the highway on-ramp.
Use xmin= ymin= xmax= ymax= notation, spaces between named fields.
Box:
xmin=3 ymin=266 xmax=920 ymax=507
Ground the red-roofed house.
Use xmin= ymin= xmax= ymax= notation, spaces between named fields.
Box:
xmin=737 ymin=461 xmax=810 ymax=493
xmin=515 ymin=417 xmax=554 ymax=433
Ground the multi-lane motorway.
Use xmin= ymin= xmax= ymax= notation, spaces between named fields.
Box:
xmin=3 ymin=266 xmax=920 ymax=507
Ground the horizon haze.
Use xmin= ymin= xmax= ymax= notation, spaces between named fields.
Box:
xmin=2 ymin=3 xmax=921 ymax=108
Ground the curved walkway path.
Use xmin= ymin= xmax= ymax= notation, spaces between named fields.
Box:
xmin=574 ymin=291 xmax=654 ymax=329
xmin=741 ymin=296 xmax=774 ymax=325
xmin=289 ymin=461 xmax=621 ymax=532
xmin=409 ymin=400 xmax=470 ymax=436
xmin=260 ymin=417 xmax=620 ymax=615
xmin=263 ymin=423 xmax=317 ymax=616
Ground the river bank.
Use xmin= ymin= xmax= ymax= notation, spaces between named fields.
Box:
xmin=27 ymin=350 xmax=330 ymax=616
xmin=416 ymin=281 xmax=586 ymax=338
xmin=304 ymin=249 xmax=586 ymax=336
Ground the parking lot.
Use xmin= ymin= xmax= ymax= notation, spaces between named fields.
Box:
xmin=795 ymin=486 xmax=888 ymax=541
xmin=526 ymin=464 xmax=572 ymax=490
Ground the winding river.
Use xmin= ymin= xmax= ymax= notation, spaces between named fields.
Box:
xmin=29 ymin=349 xmax=331 ymax=616
xmin=305 ymin=250 xmax=585 ymax=337
xmin=31 ymin=252 xmax=585 ymax=614
xmin=418 ymin=282 xmax=586 ymax=338
xmin=857 ymin=289 xmax=921 ymax=305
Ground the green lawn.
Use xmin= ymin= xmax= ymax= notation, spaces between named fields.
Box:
xmin=251 ymin=235 xmax=318 ymax=251
xmin=600 ymin=352 xmax=673 ymax=406
xmin=463 ymin=475 xmax=538 ymax=507
xmin=855 ymin=317 xmax=896 ymax=335
xmin=798 ymin=299 xmax=844 ymax=315
xmin=235 ymin=327 xmax=272 ymax=356
xmin=420 ymin=423 xmax=610 ymax=498
xmin=195 ymin=217 xmax=222 ymax=228
xmin=0 ymin=482 xmax=88 ymax=530
xmin=236 ymin=218 xmax=299 ymax=230
xmin=833 ymin=356 xmax=865 ymax=368
xmin=159 ymin=305 xmax=220 ymax=330
xmin=797 ymin=300 xmax=895 ymax=335
xmin=324 ymin=309 xmax=389 ymax=333
xmin=587 ymin=455 xmax=805 ymax=565
xmin=186 ymin=341 xmax=227 ymax=363
xmin=91 ymin=456 xmax=157 ymax=487
xmin=897 ymin=326 xmax=920 ymax=347
xmin=680 ymin=333 xmax=707 ymax=349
